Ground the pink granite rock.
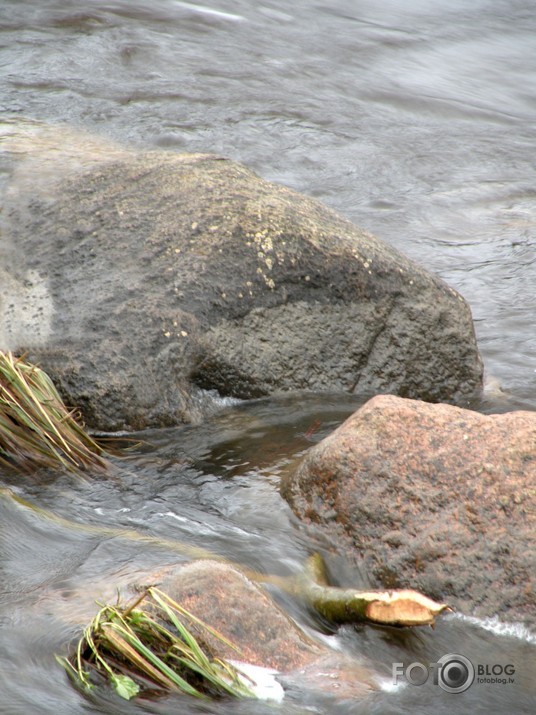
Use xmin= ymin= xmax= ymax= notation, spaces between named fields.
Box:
xmin=159 ymin=560 xmax=321 ymax=672
xmin=157 ymin=560 xmax=377 ymax=700
xmin=281 ymin=395 xmax=536 ymax=625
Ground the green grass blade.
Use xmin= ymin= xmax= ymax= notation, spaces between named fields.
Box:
xmin=148 ymin=587 xmax=243 ymax=654
xmin=106 ymin=622 xmax=207 ymax=699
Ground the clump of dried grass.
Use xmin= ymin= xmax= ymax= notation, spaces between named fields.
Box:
xmin=58 ymin=587 xmax=256 ymax=701
xmin=0 ymin=351 xmax=107 ymax=473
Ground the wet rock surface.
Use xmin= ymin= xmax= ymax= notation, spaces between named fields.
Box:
xmin=281 ymin=395 xmax=536 ymax=625
xmin=157 ymin=560 xmax=377 ymax=700
xmin=1 ymin=121 xmax=482 ymax=429
xmin=158 ymin=560 xmax=322 ymax=672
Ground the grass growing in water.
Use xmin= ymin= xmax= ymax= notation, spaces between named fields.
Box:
xmin=58 ymin=587 xmax=256 ymax=701
xmin=0 ymin=351 xmax=107 ymax=473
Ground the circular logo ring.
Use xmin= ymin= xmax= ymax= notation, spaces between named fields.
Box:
xmin=437 ymin=653 xmax=475 ymax=693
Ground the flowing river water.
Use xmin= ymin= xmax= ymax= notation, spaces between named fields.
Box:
xmin=0 ymin=1 xmax=535 ymax=713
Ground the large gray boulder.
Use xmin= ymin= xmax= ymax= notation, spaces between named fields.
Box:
xmin=0 ymin=120 xmax=482 ymax=429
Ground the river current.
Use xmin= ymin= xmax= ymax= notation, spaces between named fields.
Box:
xmin=0 ymin=1 xmax=534 ymax=713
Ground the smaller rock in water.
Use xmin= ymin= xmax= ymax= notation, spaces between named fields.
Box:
xmin=158 ymin=560 xmax=322 ymax=672
xmin=157 ymin=560 xmax=377 ymax=701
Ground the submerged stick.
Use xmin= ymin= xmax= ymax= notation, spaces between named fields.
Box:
xmin=293 ymin=553 xmax=451 ymax=627
xmin=1 ymin=489 xmax=450 ymax=628
xmin=0 ymin=487 xmax=218 ymax=561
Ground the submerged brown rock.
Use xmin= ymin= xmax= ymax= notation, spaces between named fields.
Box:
xmin=159 ymin=560 xmax=321 ymax=672
xmin=281 ymin=395 xmax=536 ymax=625
xmin=154 ymin=560 xmax=377 ymax=700
xmin=1 ymin=120 xmax=482 ymax=430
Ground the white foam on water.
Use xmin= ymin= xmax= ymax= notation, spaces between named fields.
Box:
xmin=376 ymin=676 xmax=406 ymax=693
xmin=160 ymin=511 xmax=188 ymax=522
xmin=203 ymin=389 xmax=243 ymax=409
xmin=191 ymin=388 xmax=243 ymax=418
xmin=448 ymin=612 xmax=536 ymax=644
xmin=308 ymin=630 xmax=345 ymax=652
xmin=171 ymin=2 xmax=245 ymax=22
xmin=229 ymin=661 xmax=285 ymax=702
